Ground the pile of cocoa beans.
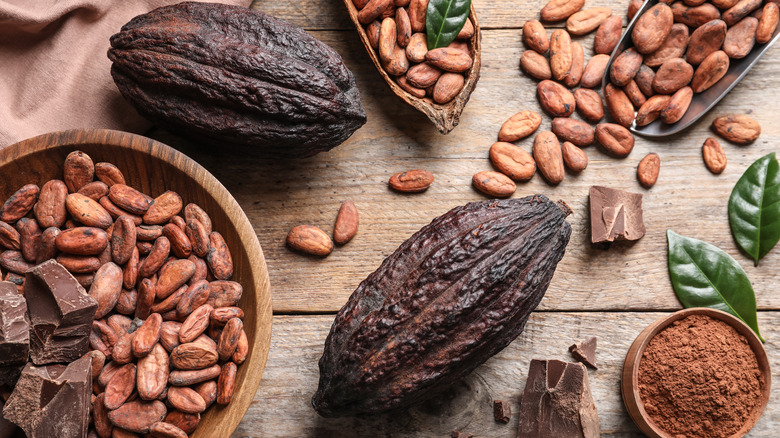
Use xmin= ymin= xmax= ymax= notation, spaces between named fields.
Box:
xmin=357 ymin=0 xmax=475 ymax=104
xmin=610 ymin=0 xmax=779 ymax=127
xmin=0 ymin=151 xmax=248 ymax=437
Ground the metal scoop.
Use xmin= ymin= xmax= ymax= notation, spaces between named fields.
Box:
xmin=602 ymin=0 xmax=780 ymax=137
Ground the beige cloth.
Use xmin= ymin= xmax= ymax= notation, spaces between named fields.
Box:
xmin=0 ymin=0 xmax=253 ymax=147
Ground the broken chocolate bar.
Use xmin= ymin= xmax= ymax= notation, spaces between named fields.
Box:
xmin=493 ymin=399 xmax=511 ymax=424
xmin=569 ymin=337 xmax=598 ymax=370
xmin=25 ymin=260 xmax=97 ymax=365
xmin=0 ymin=282 xmax=28 ymax=367
xmin=589 ymin=186 xmax=645 ymax=244
xmin=517 ymin=359 xmax=599 ymax=438
xmin=3 ymin=355 xmax=92 ymax=438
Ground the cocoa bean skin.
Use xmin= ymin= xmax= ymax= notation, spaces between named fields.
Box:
xmin=533 ymin=131 xmax=565 ymax=185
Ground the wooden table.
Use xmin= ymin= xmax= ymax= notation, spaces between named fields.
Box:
xmin=152 ymin=0 xmax=780 ymax=435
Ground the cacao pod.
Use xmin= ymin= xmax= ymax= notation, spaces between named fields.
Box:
xmin=312 ymin=195 xmax=572 ymax=417
xmin=108 ymin=2 xmax=366 ymax=158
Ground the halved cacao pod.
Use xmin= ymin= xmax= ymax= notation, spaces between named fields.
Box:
xmin=312 ymin=195 xmax=571 ymax=417
xmin=108 ymin=2 xmax=366 ymax=158
xmin=343 ymin=1 xmax=482 ymax=134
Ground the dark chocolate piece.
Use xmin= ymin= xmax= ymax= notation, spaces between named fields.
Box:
xmin=589 ymin=186 xmax=645 ymax=244
xmin=0 ymin=282 xmax=28 ymax=368
xmin=25 ymin=260 xmax=97 ymax=365
xmin=3 ymin=355 xmax=92 ymax=438
xmin=451 ymin=431 xmax=474 ymax=438
xmin=569 ymin=337 xmax=598 ymax=369
xmin=493 ymin=399 xmax=511 ymax=424
xmin=0 ymin=399 xmax=17 ymax=438
xmin=517 ymin=359 xmax=599 ymax=438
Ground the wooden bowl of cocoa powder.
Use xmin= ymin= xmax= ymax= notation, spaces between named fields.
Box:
xmin=0 ymin=129 xmax=272 ymax=437
xmin=622 ymin=308 xmax=770 ymax=438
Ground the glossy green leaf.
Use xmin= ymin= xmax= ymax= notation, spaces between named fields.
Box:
xmin=667 ymin=230 xmax=763 ymax=341
xmin=728 ymin=152 xmax=780 ymax=266
xmin=426 ymin=0 xmax=471 ymax=49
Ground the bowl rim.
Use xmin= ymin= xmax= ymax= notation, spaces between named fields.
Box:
xmin=621 ymin=307 xmax=771 ymax=438
xmin=0 ymin=128 xmax=273 ymax=437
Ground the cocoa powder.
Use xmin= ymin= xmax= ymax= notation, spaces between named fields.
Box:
xmin=638 ymin=314 xmax=763 ymax=438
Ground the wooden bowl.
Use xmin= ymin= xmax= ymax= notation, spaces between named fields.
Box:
xmin=343 ymin=1 xmax=482 ymax=134
xmin=0 ymin=129 xmax=272 ymax=437
xmin=622 ymin=308 xmax=771 ymax=438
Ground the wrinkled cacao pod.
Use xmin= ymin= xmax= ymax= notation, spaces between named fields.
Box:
xmin=312 ymin=195 xmax=572 ymax=417
xmin=108 ymin=2 xmax=366 ymax=158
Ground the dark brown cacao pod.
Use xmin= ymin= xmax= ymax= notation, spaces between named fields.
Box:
xmin=312 ymin=195 xmax=572 ymax=417
xmin=108 ymin=2 xmax=366 ymax=158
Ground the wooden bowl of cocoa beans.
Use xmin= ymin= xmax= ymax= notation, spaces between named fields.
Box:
xmin=0 ymin=129 xmax=272 ymax=437
xmin=621 ymin=308 xmax=770 ymax=438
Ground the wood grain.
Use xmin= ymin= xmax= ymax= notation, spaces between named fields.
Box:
xmin=154 ymin=27 xmax=780 ymax=314
xmin=0 ymin=129 xmax=273 ymax=438
xmin=233 ymin=312 xmax=780 ymax=437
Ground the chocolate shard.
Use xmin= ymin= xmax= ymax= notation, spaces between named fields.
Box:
xmin=3 ymin=355 xmax=92 ymax=438
xmin=25 ymin=260 xmax=98 ymax=365
xmin=517 ymin=359 xmax=600 ymax=438
xmin=494 ymin=399 xmax=511 ymax=424
xmin=0 ymin=399 xmax=17 ymax=438
xmin=589 ymin=186 xmax=645 ymax=244
xmin=569 ymin=337 xmax=598 ymax=369
xmin=0 ymin=282 xmax=28 ymax=367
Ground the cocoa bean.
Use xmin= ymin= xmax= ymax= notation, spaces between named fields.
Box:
xmin=406 ymin=63 xmax=442 ymax=88
xmin=711 ymin=114 xmax=761 ymax=144
xmin=104 ymin=363 xmax=137 ymax=410
xmin=217 ymin=362 xmax=237 ymax=405
xmin=425 ymin=48 xmax=472 ymax=73
xmin=286 ymin=225 xmax=333 ymax=257
xmin=188 ymin=255 xmax=208 ymax=285
xmin=596 ymin=123 xmax=635 ymax=157
xmin=108 ymin=400 xmax=167 ymax=434
xmin=645 ymin=23 xmax=689 ymax=67
xmin=406 ymin=33 xmax=428 ymax=62
xmin=95 ymin=162 xmax=126 ymax=187
xmin=143 ymin=191 xmax=183 ymax=225
xmin=151 ymin=285 xmax=186 ymax=314
xmin=163 ymin=412 xmax=199 ymax=436
xmin=358 ymin=0 xmax=393 ymax=24
xmin=93 ymin=393 xmax=113 ymax=438
xmin=636 ymin=95 xmax=672 ymax=127
xmin=566 ymin=7 xmax=612 ymax=35
xmin=757 ymin=3 xmax=779 ymax=44
xmin=691 ymin=50 xmax=730 ymax=92
xmin=632 ymin=3 xmax=674 ymax=54
xmin=123 ymin=247 xmax=140 ymax=289
xmin=497 ymin=111 xmax=542 ymax=142
xmin=687 ymin=19 xmax=727 ymax=65
xmin=0 ymin=184 xmax=38 ymax=224
xmin=56 ymin=254 xmax=100 ymax=273
xmin=561 ymin=141 xmax=588 ymax=172
xmin=179 ymin=304 xmax=213 ymax=344
xmin=36 ymin=227 xmax=60 ymax=264
xmin=523 ymin=20 xmax=549 ymax=54
xmin=207 ymin=281 xmax=243 ymax=308
xmin=135 ymin=277 xmax=156 ymax=320
xmin=471 ymin=171 xmax=516 ymax=198
xmin=34 ymin=180 xmax=68 ymax=228
xmin=63 ymin=151 xmax=94 ymax=193
xmin=138 ymin=237 xmax=170 ymax=279
xmin=378 ymin=17 xmax=396 ymax=66
xmin=156 ymin=258 xmax=197 ymax=299
xmin=574 ymin=88 xmax=605 ymax=123
xmin=540 ymin=0 xmax=585 ymax=22
xmin=167 ymin=386 xmax=207 ymax=414
xmin=723 ymin=17 xmax=758 ymax=59
xmin=91 ymin=262 xmax=123 ymax=319
xmin=232 ymin=329 xmax=249 ymax=364
xmin=160 ymin=321 xmax=183 ymax=352
xmin=580 ymin=54 xmax=610 ymax=88
xmin=133 ymin=313 xmax=163 ymax=358
xmin=109 ymin=184 xmax=151 ymax=216
xmin=169 ymin=365 xmax=221 ymax=387
xmin=15 ymin=218 xmax=40 ymax=263
xmin=551 ymin=118 xmax=594 ymax=147
xmin=671 ymin=2 xmax=720 ymax=28
xmin=113 ymin=332 xmax=136 ymax=365
xmin=183 ymin=204 xmax=212 ymax=235
xmin=171 ymin=335 xmax=219 ymax=370
xmin=610 ymin=48 xmax=643 ymax=86
xmin=653 ymin=58 xmax=693 ymax=94
xmin=457 ymin=18 xmax=474 ymax=40
xmin=637 ymin=153 xmax=661 ymax=188
xmin=389 ymin=169 xmax=434 ymax=192
xmin=537 ymin=80 xmax=576 ymax=117
xmin=99 ymin=361 xmax=123 ymax=387
xmin=110 ymin=215 xmax=136 ymax=265
xmin=489 ymin=142 xmax=536 ymax=182
xmin=149 ymin=422 xmax=187 ymax=438
xmin=78 ymin=181 xmax=110 ymax=201
xmin=90 ymin=319 xmax=118 ymax=358
xmin=549 ymin=29 xmax=573 ymax=81
xmin=397 ymin=76 xmax=426 ymax=98
xmin=333 ymin=201 xmax=359 ymax=245
xmin=367 ymin=20 xmax=381 ymax=49
xmin=722 ymin=0 xmax=762 ymax=26
xmin=628 ymin=0 xmax=642 ymax=20
xmin=702 ymin=137 xmax=727 ymax=173
xmin=520 ymin=50 xmax=552 ymax=80
xmin=624 ymin=80 xmax=647 ymax=109
xmin=195 ymin=381 xmax=218 ymax=408
xmin=162 ymin=223 xmax=192 ymax=259
xmin=176 ymin=280 xmax=210 ymax=317
xmin=533 ymin=131 xmax=565 ymax=185
xmin=635 ymin=64 xmax=656 ymax=97
xmin=395 ymin=8 xmax=411 ymax=47
xmin=594 ymin=15 xmax=622 ymax=54
xmin=604 ymin=84 xmax=636 ymax=128
xmin=66 ymin=193 xmax=112 ymax=229
xmin=433 ymin=73 xmax=465 ymax=104
xmin=563 ymin=41 xmax=584 ymax=88
xmin=661 ymin=86 xmax=693 ymax=124
xmin=137 ymin=343 xmax=169 ymax=400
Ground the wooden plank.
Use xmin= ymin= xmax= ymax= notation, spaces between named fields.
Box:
xmin=232 ymin=312 xmax=780 ymax=437
xmin=152 ymin=28 xmax=780 ymax=314
xmin=250 ymin=0 xmax=631 ymax=31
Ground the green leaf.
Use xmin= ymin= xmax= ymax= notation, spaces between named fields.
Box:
xmin=728 ymin=152 xmax=780 ymax=266
xmin=667 ymin=230 xmax=764 ymax=341
xmin=426 ymin=0 xmax=471 ymax=49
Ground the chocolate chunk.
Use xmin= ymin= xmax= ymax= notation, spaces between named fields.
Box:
xmin=25 ymin=260 xmax=97 ymax=365
xmin=493 ymin=399 xmax=511 ymax=423
xmin=569 ymin=337 xmax=598 ymax=369
xmin=517 ymin=359 xmax=600 ymax=438
xmin=0 ymin=399 xmax=17 ymax=438
xmin=0 ymin=282 xmax=28 ymax=368
xmin=451 ymin=431 xmax=474 ymax=438
xmin=589 ymin=186 xmax=645 ymax=244
xmin=3 ymin=355 xmax=92 ymax=437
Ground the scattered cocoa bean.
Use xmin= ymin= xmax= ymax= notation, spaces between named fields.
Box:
xmin=637 ymin=153 xmax=661 ymax=188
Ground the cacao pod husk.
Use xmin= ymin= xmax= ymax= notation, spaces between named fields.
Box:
xmin=108 ymin=2 xmax=366 ymax=158
xmin=312 ymin=195 xmax=572 ymax=417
